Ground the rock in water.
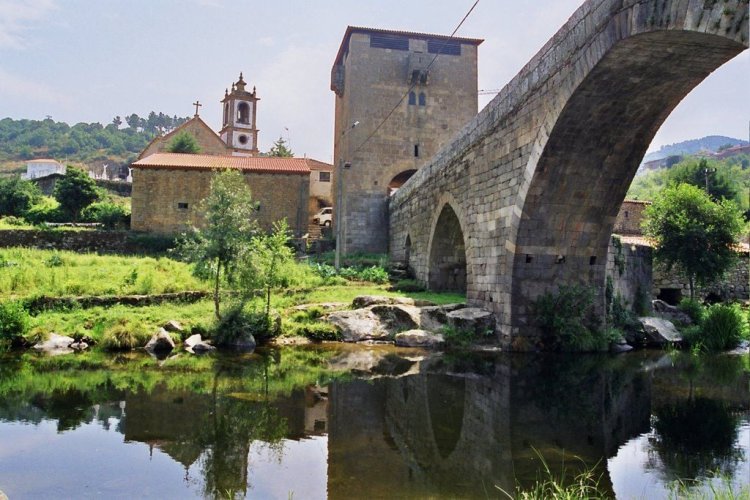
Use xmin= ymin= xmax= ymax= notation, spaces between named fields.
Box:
xmin=639 ymin=317 xmax=683 ymax=346
xmin=394 ymin=329 xmax=445 ymax=348
xmin=32 ymin=333 xmax=75 ymax=356
xmin=446 ymin=308 xmax=495 ymax=336
xmin=144 ymin=328 xmax=175 ymax=353
xmin=163 ymin=320 xmax=183 ymax=333
xmin=327 ymin=309 xmax=389 ymax=342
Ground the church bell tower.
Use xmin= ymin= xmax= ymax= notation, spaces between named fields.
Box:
xmin=219 ymin=73 xmax=259 ymax=156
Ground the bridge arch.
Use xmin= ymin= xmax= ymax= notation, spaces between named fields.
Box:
xmin=427 ymin=194 xmax=469 ymax=292
xmin=389 ymin=0 xmax=748 ymax=347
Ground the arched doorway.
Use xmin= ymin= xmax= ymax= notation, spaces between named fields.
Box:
xmin=389 ymin=170 xmax=417 ymax=196
xmin=428 ymin=204 xmax=466 ymax=293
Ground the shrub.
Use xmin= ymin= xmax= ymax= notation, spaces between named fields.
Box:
xmin=24 ymin=197 xmax=66 ymax=224
xmin=99 ymin=319 xmax=150 ymax=351
xmin=533 ymin=285 xmax=609 ymax=351
xmin=213 ymin=306 xmax=280 ymax=345
xmin=0 ymin=176 xmax=41 ymax=216
xmin=684 ymin=304 xmax=746 ymax=352
xmin=0 ymin=300 xmax=30 ymax=347
xmin=678 ymin=298 xmax=705 ymax=325
xmin=391 ymin=279 xmax=426 ymax=292
xmin=289 ymin=322 xmax=341 ymax=341
xmin=1 ymin=215 xmax=27 ymax=226
xmin=81 ymin=201 xmax=130 ymax=229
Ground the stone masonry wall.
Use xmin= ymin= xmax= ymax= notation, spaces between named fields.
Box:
xmin=612 ymin=200 xmax=650 ymax=235
xmin=653 ymin=254 xmax=749 ymax=303
xmin=131 ymin=168 xmax=309 ymax=236
xmin=0 ymin=229 xmax=172 ymax=254
xmin=334 ymin=31 xmax=480 ymax=254
xmin=606 ymin=236 xmax=652 ymax=313
xmin=389 ymin=0 xmax=747 ymax=348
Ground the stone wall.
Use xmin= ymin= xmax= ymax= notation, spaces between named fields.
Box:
xmin=653 ymin=254 xmax=749 ymax=303
xmin=0 ymin=229 xmax=173 ymax=254
xmin=131 ymin=168 xmax=309 ymax=236
xmin=333 ymin=29 xmax=480 ymax=254
xmin=613 ymin=200 xmax=650 ymax=235
xmin=607 ymin=236 xmax=652 ymax=313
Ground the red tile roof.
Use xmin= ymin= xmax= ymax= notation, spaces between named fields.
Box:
xmin=132 ymin=153 xmax=311 ymax=175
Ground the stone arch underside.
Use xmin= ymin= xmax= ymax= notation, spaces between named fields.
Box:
xmin=428 ymin=204 xmax=467 ymax=293
xmin=509 ymin=29 xmax=747 ymax=337
xmin=389 ymin=169 xmax=418 ymax=196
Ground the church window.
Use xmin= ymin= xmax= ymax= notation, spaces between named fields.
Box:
xmin=408 ymin=92 xmax=416 ymax=105
xmin=177 ymin=202 xmax=189 ymax=210
xmin=223 ymin=103 xmax=229 ymax=125
xmin=238 ymin=135 xmax=248 ymax=145
xmin=237 ymin=102 xmax=250 ymax=124
xmin=319 ymin=171 xmax=331 ymax=182
xmin=418 ymin=92 xmax=426 ymax=106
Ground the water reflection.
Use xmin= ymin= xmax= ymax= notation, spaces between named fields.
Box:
xmin=0 ymin=349 xmax=747 ymax=499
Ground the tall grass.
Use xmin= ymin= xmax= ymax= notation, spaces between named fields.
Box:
xmin=0 ymin=248 xmax=209 ymax=299
xmin=684 ymin=304 xmax=747 ymax=352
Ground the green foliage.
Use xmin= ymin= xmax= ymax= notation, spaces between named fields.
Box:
xmin=80 ymin=201 xmax=130 ymax=229
xmin=441 ymin=325 xmax=477 ymax=348
xmin=99 ymin=319 xmax=151 ymax=351
xmin=267 ymin=136 xmax=293 ymax=157
xmin=0 ymin=215 xmax=28 ymax=227
xmin=54 ymin=166 xmax=100 ymax=221
xmin=533 ymin=285 xmax=612 ymax=351
xmin=684 ymin=304 xmax=747 ymax=352
xmin=242 ymin=219 xmax=296 ymax=320
xmin=0 ymin=300 xmax=30 ymax=347
xmin=175 ymin=170 xmax=258 ymax=320
xmin=0 ymin=115 xmax=188 ymax=165
xmin=391 ymin=279 xmax=426 ymax=292
xmin=167 ymin=131 xmax=202 ymax=154
xmin=0 ymin=176 xmax=41 ymax=216
xmin=308 ymin=262 xmax=389 ymax=284
xmin=669 ymin=158 xmax=738 ymax=202
xmin=23 ymin=196 xmax=66 ymax=224
xmin=643 ymin=184 xmax=744 ymax=299
xmin=678 ymin=298 xmax=706 ymax=325
xmin=213 ymin=305 xmax=279 ymax=345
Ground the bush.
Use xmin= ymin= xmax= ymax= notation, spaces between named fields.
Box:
xmin=0 ymin=300 xmax=30 ymax=347
xmin=1 ymin=215 xmax=27 ymax=226
xmin=0 ymin=176 xmax=41 ymax=216
xmin=391 ymin=279 xmax=426 ymax=292
xmin=684 ymin=304 xmax=746 ymax=352
xmin=99 ymin=319 xmax=150 ymax=351
xmin=24 ymin=197 xmax=66 ymax=224
xmin=288 ymin=322 xmax=341 ymax=341
xmin=213 ymin=306 xmax=280 ymax=345
xmin=81 ymin=201 xmax=130 ymax=229
xmin=533 ymin=285 xmax=610 ymax=351
xmin=678 ymin=298 xmax=705 ymax=325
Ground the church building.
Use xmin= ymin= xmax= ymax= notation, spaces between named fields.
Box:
xmin=131 ymin=73 xmax=320 ymax=236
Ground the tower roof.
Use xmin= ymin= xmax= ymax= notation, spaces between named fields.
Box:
xmin=332 ymin=25 xmax=484 ymax=69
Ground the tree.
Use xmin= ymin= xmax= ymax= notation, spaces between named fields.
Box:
xmin=669 ymin=158 xmax=738 ymax=202
xmin=53 ymin=167 xmax=100 ymax=221
xmin=643 ymin=184 xmax=744 ymax=299
xmin=267 ymin=137 xmax=293 ymax=157
xmin=0 ymin=177 xmax=41 ymax=216
xmin=175 ymin=170 xmax=258 ymax=320
xmin=168 ymin=131 xmax=202 ymax=154
xmin=243 ymin=219 xmax=295 ymax=321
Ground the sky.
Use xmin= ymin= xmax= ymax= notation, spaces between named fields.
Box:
xmin=0 ymin=0 xmax=747 ymax=163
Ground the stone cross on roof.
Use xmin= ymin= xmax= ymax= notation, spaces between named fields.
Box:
xmin=193 ymin=100 xmax=202 ymax=117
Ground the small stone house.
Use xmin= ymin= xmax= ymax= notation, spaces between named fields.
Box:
xmin=306 ymin=158 xmax=334 ymax=216
xmin=131 ymin=153 xmax=310 ymax=236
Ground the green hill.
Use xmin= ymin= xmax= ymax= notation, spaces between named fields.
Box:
xmin=643 ymin=135 xmax=748 ymax=163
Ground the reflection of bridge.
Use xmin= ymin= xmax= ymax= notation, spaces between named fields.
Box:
xmin=327 ymin=354 xmax=653 ymax=498
xmin=389 ymin=0 xmax=748 ymax=347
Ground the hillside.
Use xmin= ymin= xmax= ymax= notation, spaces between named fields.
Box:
xmin=0 ymin=113 xmax=190 ymax=176
xmin=643 ymin=135 xmax=748 ymax=163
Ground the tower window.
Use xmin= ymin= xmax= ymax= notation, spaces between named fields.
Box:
xmin=238 ymin=134 xmax=248 ymax=145
xmin=427 ymin=39 xmax=461 ymax=56
xmin=370 ymin=34 xmax=409 ymax=51
xmin=418 ymin=92 xmax=426 ymax=106
xmin=237 ymin=102 xmax=250 ymax=124
xmin=408 ymin=91 xmax=416 ymax=105
xmin=177 ymin=202 xmax=189 ymax=210
xmin=414 ymin=144 xmax=419 ymax=157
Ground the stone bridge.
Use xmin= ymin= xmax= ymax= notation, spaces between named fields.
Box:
xmin=389 ymin=0 xmax=749 ymax=348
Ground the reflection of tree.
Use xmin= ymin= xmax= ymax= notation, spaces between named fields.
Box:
xmin=648 ymin=398 xmax=743 ymax=481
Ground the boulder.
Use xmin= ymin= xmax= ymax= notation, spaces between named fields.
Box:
xmin=370 ymin=304 xmax=421 ymax=333
xmin=32 ymin=333 xmax=75 ymax=356
xmin=419 ymin=304 xmax=465 ymax=331
xmin=446 ymin=308 xmax=495 ymax=336
xmin=652 ymin=299 xmax=692 ymax=325
xmin=639 ymin=317 xmax=683 ymax=346
xmin=394 ymin=329 xmax=445 ymax=348
xmin=292 ymin=302 xmax=347 ymax=312
xmin=70 ymin=341 xmax=89 ymax=351
xmin=144 ymin=328 xmax=175 ymax=353
xmin=224 ymin=334 xmax=256 ymax=352
xmin=183 ymin=333 xmax=216 ymax=354
xmin=327 ymin=309 xmax=390 ymax=342
xmin=163 ymin=320 xmax=183 ymax=333
xmin=192 ymin=342 xmax=217 ymax=354
xmin=351 ymin=295 xmax=435 ymax=309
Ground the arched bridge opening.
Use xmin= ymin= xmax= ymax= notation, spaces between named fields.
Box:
xmin=428 ymin=204 xmax=467 ymax=293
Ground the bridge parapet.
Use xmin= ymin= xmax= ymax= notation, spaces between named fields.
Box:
xmin=389 ymin=0 xmax=748 ymax=348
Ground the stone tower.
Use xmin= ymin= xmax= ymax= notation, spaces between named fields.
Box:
xmin=331 ymin=27 xmax=482 ymax=254
xmin=220 ymin=73 xmax=260 ymax=156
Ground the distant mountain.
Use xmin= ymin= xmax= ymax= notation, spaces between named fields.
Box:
xmin=643 ymin=135 xmax=749 ymax=163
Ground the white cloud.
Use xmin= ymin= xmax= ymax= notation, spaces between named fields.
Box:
xmin=0 ymin=0 xmax=57 ymax=49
